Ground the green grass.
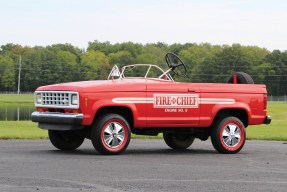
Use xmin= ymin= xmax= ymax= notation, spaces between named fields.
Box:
xmin=0 ymin=121 xmax=162 ymax=140
xmin=246 ymin=101 xmax=287 ymax=141
xmin=0 ymin=121 xmax=48 ymax=139
xmin=0 ymin=94 xmax=34 ymax=106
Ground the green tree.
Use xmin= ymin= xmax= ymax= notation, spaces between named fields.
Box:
xmin=20 ymin=48 xmax=60 ymax=91
xmin=47 ymin=43 xmax=82 ymax=62
xmin=57 ymin=50 xmax=78 ymax=82
xmin=263 ymin=50 xmax=287 ymax=95
xmin=2 ymin=64 xmax=15 ymax=91
xmin=179 ymin=43 xmax=222 ymax=82
xmin=113 ymin=42 xmax=143 ymax=58
xmin=0 ymin=55 xmax=14 ymax=91
xmin=0 ymin=41 xmax=285 ymax=95
xmin=0 ymin=43 xmax=19 ymax=54
xmin=108 ymin=51 xmax=134 ymax=66
xmin=80 ymin=51 xmax=110 ymax=80
xmin=87 ymin=41 xmax=116 ymax=55
xmin=169 ymin=43 xmax=195 ymax=55
xmin=192 ymin=44 xmax=253 ymax=83
xmin=135 ymin=44 xmax=166 ymax=70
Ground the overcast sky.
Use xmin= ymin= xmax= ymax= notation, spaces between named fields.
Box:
xmin=0 ymin=0 xmax=286 ymax=51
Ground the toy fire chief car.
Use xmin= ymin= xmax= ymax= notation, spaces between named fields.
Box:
xmin=32 ymin=53 xmax=271 ymax=154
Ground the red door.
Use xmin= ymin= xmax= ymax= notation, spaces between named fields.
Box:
xmin=146 ymin=81 xmax=200 ymax=128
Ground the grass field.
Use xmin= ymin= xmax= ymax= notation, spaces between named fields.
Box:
xmin=0 ymin=121 xmax=47 ymax=139
xmin=0 ymin=121 xmax=161 ymax=140
xmin=246 ymin=101 xmax=287 ymax=141
xmin=0 ymin=94 xmax=286 ymax=140
xmin=0 ymin=94 xmax=34 ymax=106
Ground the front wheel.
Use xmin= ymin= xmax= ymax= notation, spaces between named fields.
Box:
xmin=163 ymin=133 xmax=195 ymax=149
xmin=48 ymin=130 xmax=85 ymax=150
xmin=211 ymin=117 xmax=246 ymax=154
xmin=91 ymin=114 xmax=131 ymax=155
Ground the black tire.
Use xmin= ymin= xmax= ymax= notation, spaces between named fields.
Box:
xmin=227 ymin=72 xmax=254 ymax=84
xmin=211 ymin=117 xmax=246 ymax=154
xmin=91 ymin=114 xmax=131 ymax=155
xmin=48 ymin=130 xmax=85 ymax=150
xmin=163 ymin=133 xmax=195 ymax=149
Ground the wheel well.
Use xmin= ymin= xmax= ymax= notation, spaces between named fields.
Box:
xmin=94 ymin=106 xmax=134 ymax=128
xmin=213 ymin=109 xmax=248 ymax=127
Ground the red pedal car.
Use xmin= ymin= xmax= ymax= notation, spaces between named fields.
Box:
xmin=32 ymin=53 xmax=271 ymax=154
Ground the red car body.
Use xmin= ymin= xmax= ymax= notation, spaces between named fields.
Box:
xmin=32 ymin=54 xmax=271 ymax=155
xmin=35 ymin=79 xmax=268 ymax=128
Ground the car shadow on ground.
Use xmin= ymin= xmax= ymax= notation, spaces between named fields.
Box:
xmin=29 ymin=147 xmax=218 ymax=156
xmin=124 ymin=148 xmax=218 ymax=155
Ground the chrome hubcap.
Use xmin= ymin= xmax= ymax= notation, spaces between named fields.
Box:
xmin=222 ymin=123 xmax=241 ymax=148
xmin=103 ymin=122 xmax=125 ymax=148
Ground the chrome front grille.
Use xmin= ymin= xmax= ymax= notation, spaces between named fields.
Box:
xmin=42 ymin=92 xmax=70 ymax=106
xmin=35 ymin=91 xmax=79 ymax=109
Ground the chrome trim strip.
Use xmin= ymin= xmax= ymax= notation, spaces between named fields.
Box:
xmin=32 ymin=111 xmax=83 ymax=118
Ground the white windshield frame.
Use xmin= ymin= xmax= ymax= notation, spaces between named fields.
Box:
xmin=108 ymin=64 xmax=174 ymax=81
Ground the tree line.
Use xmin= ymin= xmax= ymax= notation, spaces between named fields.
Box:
xmin=0 ymin=41 xmax=286 ymax=95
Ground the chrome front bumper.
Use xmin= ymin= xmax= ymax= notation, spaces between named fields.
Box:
xmin=31 ymin=112 xmax=84 ymax=131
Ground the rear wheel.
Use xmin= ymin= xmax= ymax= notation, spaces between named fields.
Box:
xmin=211 ymin=117 xmax=246 ymax=154
xmin=48 ymin=130 xmax=85 ymax=150
xmin=91 ymin=114 xmax=131 ymax=155
xmin=163 ymin=133 xmax=195 ymax=149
